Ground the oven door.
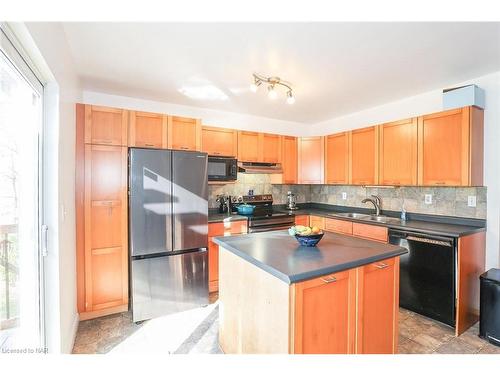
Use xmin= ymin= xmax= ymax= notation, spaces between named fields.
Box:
xmin=208 ymin=157 xmax=237 ymax=181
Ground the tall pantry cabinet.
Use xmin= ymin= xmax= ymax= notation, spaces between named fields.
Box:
xmin=76 ymin=104 xmax=129 ymax=319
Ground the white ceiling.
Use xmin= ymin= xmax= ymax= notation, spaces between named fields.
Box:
xmin=62 ymin=22 xmax=500 ymax=123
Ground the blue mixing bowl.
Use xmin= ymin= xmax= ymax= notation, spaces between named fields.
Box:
xmin=236 ymin=204 xmax=256 ymax=215
xmin=295 ymin=232 xmax=324 ymax=247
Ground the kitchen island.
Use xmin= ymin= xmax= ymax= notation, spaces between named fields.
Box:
xmin=212 ymin=230 xmax=407 ymax=354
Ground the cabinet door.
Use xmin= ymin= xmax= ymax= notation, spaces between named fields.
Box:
xmin=417 ymin=107 xmax=470 ymax=186
xmin=349 ymin=126 xmax=378 ymax=185
xmin=325 ymin=132 xmax=349 ymax=184
xmin=356 ymin=258 xmax=399 ymax=354
xmin=208 ymin=237 xmax=219 ymax=292
xmin=201 ymin=126 xmax=237 ymax=157
xmin=293 ymin=270 xmax=356 ymax=354
xmin=84 ymin=145 xmax=128 ymax=311
xmin=282 ymin=136 xmax=298 ymax=184
xmin=168 ymin=116 xmax=201 ymax=151
xmin=84 ymin=105 xmax=128 ymax=146
xmin=129 ymin=111 xmax=168 ymax=148
xmin=294 ymin=215 xmax=309 ymax=226
xmin=237 ymin=131 xmax=262 ymax=162
xmin=379 ymin=118 xmax=417 ymax=185
xmin=309 ymin=216 xmax=325 ymax=230
xmin=262 ymin=133 xmax=283 ymax=163
xmin=298 ymin=137 xmax=324 ymax=184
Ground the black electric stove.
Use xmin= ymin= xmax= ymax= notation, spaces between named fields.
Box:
xmin=229 ymin=194 xmax=295 ymax=233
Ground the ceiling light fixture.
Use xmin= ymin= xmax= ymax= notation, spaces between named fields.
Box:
xmin=250 ymin=73 xmax=295 ymax=104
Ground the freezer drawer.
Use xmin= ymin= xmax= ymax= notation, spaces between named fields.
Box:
xmin=131 ymin=250 xmax=208 ymax=322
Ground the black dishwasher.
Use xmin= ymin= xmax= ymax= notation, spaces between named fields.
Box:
xmin=389 ymin=229 xmax=456 ymax=327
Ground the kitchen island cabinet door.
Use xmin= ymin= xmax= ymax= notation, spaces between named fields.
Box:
xmin=356 ymin=257 xmax=399 ymax=354
xmin=349 ymin=126 xmax=378 ymax=185
xmin=379 ymin=118 xmax=418 ymax=185
xmin=129 ymin=111 xmax=168 ymax=148
xmin=325 ymin=132 xmax=349 ymax=184
xmin=168 ymin=115 xmax=201 ymax=151
xmin=237 ymin=131 xmax=262 ymax=162
xmin=293 ymin=270 xmax=356 ymax=354
xmin=201 ymin=126 xmax=238 ymax=157
xmin=298 ymin=136 xmax=324 ymax=184
xmin=294 ymin=215 xmax=309 ymax=227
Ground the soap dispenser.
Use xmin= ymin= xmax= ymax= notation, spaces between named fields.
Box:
xmin=401 ymin=204 xmax=407 ymax=221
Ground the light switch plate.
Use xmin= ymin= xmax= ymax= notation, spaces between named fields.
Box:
xmin=342 ymin=192 xmax=347 ymax=200
xmin=468 ymin=195 xmax=477 ymax=207
xmin=424 ymin=194 xmax=433 ymax=205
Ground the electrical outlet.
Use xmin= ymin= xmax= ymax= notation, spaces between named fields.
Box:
xmin=424 ymin=194 xmax=433 ymax=205
xmin=342 ymin=192 xmax=347 ymax=200
xmin=468 ymin=195 xmax=477 ymax=207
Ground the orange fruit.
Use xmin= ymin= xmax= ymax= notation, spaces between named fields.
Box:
xmin=311 ymin=226 xmax=320 ymax=234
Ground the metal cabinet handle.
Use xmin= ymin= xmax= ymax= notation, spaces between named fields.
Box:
xmin=321 ymin=276 xmax=337 ymax=283
xmin=374 ymin=263 xmax=388 ymax=269
xmin=144 ymin=143 xmax=155 ymax=147
xmin=180 ymin=146 xmax=190 ymax=150
xmin=435 ymin=181 xmax=446 ymax=185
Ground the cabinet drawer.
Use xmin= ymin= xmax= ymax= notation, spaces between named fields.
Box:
xmin=352 ymin=223 xmax=388 ymax=242
xmin=325 ymin=218 xmax=353 ymax=235
xmin=208 ymin=221 xmax=248 ymax=237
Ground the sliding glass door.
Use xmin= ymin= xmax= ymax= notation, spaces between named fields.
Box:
xmin=0 ymin=27 xmax=45 ymax=352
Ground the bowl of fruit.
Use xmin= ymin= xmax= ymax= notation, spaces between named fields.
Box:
xmin=288 ymin=225 xmax=324 ymax=247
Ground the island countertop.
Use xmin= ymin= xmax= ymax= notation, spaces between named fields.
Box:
xmin=212 ymin=230 xmax=407 ymax=284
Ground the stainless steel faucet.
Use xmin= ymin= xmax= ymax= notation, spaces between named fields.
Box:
xmin=362 ymin=195 xmax=382 ymax=216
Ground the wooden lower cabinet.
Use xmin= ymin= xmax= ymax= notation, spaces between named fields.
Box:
xmin=309 ymin=215 xmax=325 ymax=230
xmin=219 ymin=248 xmax=401 ymax=354
xmin=356 ymin=257 xmax=399 ymax=354
xmin=294 ymin=258 xmax=399 ymax=354
xmin=294 ymin=215 xmax=309 ymax=226
xmin=293 ymin=270 xmax=357 ymax=354
xmin=208 ymin=220 xmax=248 ymax=292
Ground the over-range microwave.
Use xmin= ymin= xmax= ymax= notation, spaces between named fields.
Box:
xmin=208 ymin=156 xmax=238 ymax=181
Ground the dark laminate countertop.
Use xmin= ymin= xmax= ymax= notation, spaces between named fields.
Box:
xmin=276 ymin=206 xmax=485 ymax=238
xmin=212 ymin=230 xmax=407 ymax=284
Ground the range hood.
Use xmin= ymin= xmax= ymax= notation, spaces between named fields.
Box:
xmin=238 ymin=161 xmax=283 ymax=174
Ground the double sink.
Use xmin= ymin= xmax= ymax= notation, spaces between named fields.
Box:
xmin=329 ymin=212 xmax=401 ymax=224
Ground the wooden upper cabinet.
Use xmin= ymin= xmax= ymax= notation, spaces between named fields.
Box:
xmin=168 ymin=116 xmax=201 ymax=151
xmin=356 ymin=257 xmax=399 ymax=354
xmin=84 ymin=144 xmax=128 ymax=312
xmin=201 ymin=126 xmax=238 ymax=157
xmin=128 ymin=111 xmax=168 ymax=148
xmin=262 ymin=133 xmax=283 ymax=163
xmin=293 ymin=270 xmax=356 ymax=354
xmin=418 ymin=106 xmax=484 ymax=186
xmin=281 ymin=136 xmax=298 ymax=184
xmin=298 ymin=136 xmax=324 ymax=184
xmin=84 ymin=105 xmax=128 ymax=146
xmin=325 ymin=132 xmax=349 ymax=184
xmin=379 ymin=118 xmax=418 ymax=185
xmin=237 ymin=131 xmax=262 ymax=162
xmin=349 ymin=126 xmax=379 ymax=185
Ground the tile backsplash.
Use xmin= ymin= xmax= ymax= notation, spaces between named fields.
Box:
xmin=308 ymin=185 xmax=487 ymax=219
xmin=208 ymin=174 xmax=487 ymax=219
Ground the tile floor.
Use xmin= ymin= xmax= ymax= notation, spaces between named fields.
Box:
xmin=73 ymin=293 xmax=500 ymax=354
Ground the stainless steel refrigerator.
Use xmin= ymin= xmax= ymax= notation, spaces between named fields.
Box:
xmin=129 ymin=148 xmax=209 ymax=322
